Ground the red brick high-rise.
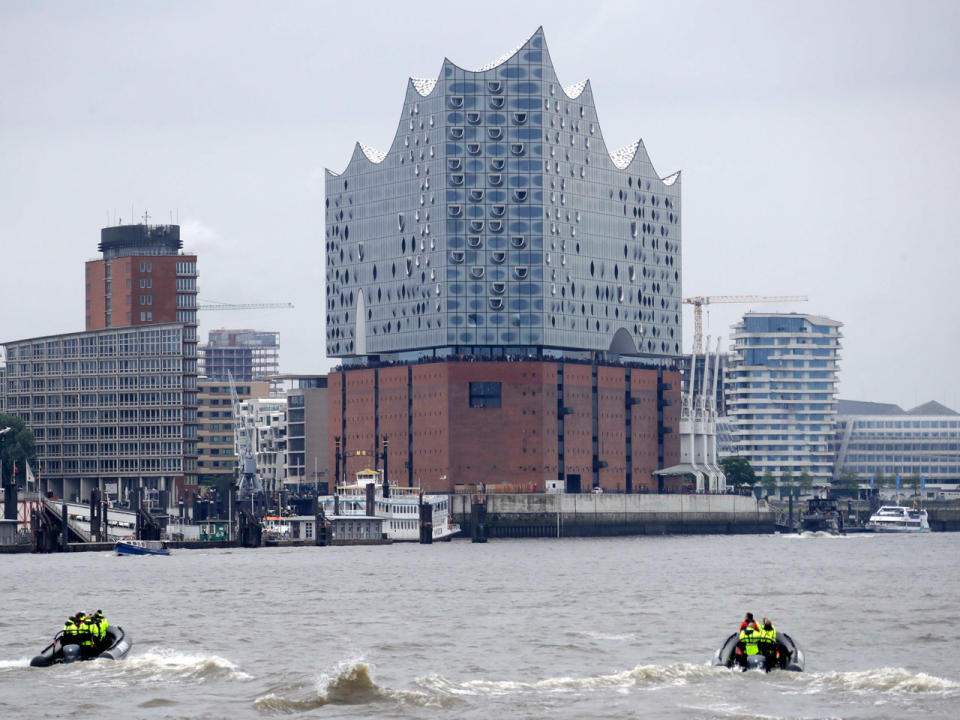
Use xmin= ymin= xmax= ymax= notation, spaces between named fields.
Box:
xmin=85 ymin=223 xmax=197 ymax=330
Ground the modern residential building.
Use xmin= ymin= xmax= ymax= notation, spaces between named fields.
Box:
xmin=1 ymin=323 xmax=198 ymax=503
xmin=240 ymin=396 xmax=288 ymax=495
xmin=199 ymin=329 xmax=280 ymax=388
xmin=196 ymin=378 xmax=269 ymax=487
xmin=726 ymin=312 xmax=842 ymax=484
xmin=833 ymin=399 xmax=960 ymax=486
xmin=325 ymin=29 xmax=683 ymax=493
xmin=85 ymin=223 xmax=198 ymax=330
xmin=278 ymin=374 xmax=329 ymax=494
xmin=2 ymin=222 xmax=199 ymax=507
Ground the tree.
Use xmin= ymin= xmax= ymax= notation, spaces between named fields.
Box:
xmin=908 ymin=473 xmax=922 ymax=497
xmin=873 ymin=471 xmax=888 ymax=490
xmin=797 ymin=470 xmax=814 ymax=497
xmin=720 ymin=456 xmax=756 ymax=490
xmin=760 ymin=469 xmax=778 ymax=498
xmin=837 ymin=468 xmax=860 ymax=496
xmin=0 ymin=414 xmax=37 ymax=484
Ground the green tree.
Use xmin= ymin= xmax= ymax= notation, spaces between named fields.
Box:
xmin=760 ymin=469 xmax=778 ymax=498
xmin=873 ymin=470 xmax=887 ymax=490
xmin=797 ymin=470 xmax=814 ymax=497
xmin=908 ymin=473 xmax=922 ymax=497
xmin=837 ymin=468 xmax=860 ymax=496
xmin=720 ymin=456 xmax=756 ymax=491
xmin=0 ymin=414 xmax=36 ymax=483
xmin=779 ymin=470 xmax=795 ymax=499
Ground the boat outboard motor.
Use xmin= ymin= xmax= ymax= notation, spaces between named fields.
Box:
xmin=61 ymin=644 xmax=81 ymax=664
xmin=744 ymin=653 xmax=766 ymax=671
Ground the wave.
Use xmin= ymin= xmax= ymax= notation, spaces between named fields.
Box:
xmin=419 ymin=662 xmax=724 ymax=697
xmin=253 ymin=660 xmax=441 ymax=713
xmin=0 ymin=658 xmax=30 ymax=670
xmin=801 ymin=667 xmax=960 ymax=695
xmin=116 ymin=649 xmax=253 ymax=683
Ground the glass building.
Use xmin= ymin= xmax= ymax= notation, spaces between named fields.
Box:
xmin=833 ymin=400 xmax=960 ymax=486
xmin=325 ymin=27 xmax=682 ymax=363
xmin=726 ymin=313 xmax=842 ymax=484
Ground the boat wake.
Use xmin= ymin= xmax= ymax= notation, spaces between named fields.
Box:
xmin=110 ymin=649 xmax=253 ymax=683
xmin=798 ymin=667 xmax=960 ymax=696
xmin=419 ymin=662 xmax=725 ymax=697
xmin=253 ymin=660 xmax=442 ymax=713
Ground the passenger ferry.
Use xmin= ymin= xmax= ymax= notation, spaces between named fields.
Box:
xmin=866 ymin=505 xmax=931 ymax=533
xmin=318 ymin=469 xmax=460 ymax=542
xmin=261 ymin=516 xmax=293 ymax=543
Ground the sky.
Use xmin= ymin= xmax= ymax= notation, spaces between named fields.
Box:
xmin=1 ymin=0 xmax=958 ymax=411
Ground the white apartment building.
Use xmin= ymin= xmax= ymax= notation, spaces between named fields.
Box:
xmin=726 ymin=313 xmax=842 ymax=484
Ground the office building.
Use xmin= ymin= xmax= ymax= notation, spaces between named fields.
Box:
xmin=326 ymin=30 xmax=683 ymax=493
xmin=833 ymin=399 xmax=960 ymax=486
xmin=278 ymin=375 xmax=329 ymax=494
xmin=199 ymin=329 xmax=280 ymax=386
xmin=2 ymin=222 xmax=199 ymax=505
xmin=86 ymin=223 xmax=197 ymax=330
xmin=726 ymin=312 xmax=842 ymax=484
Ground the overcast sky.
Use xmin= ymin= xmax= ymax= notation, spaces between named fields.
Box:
xmin=2 ymin=0 xmax=958 ymax=410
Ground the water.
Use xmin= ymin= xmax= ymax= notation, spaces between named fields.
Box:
xmin=1 ymin=532 xmax=958 ymax=719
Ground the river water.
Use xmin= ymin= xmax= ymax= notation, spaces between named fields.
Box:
xmin=1 ymin=532 xmax=958 ymax=719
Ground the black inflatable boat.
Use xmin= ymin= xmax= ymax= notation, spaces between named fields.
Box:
xmin=30 ymin=626 xmax=132 ymax=667
xmin=712 ymin=631 xmax=805 ymax=672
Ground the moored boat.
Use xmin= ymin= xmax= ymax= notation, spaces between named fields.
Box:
xmin=30 ymin=626 xmax=132 ymax=667
xmin=712 ymin=631 xmax=805 ymax=672
xmin=115 ymin=539 xmax=170 ymax=556
xmin=867 ymin=505 xmax=930 ymax=533
xmin=319 ymin=469 xmax=460 ymax=542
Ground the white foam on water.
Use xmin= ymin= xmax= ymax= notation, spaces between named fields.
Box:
xmin=799 ymin=667 xmax=960 ymax=695
xmin=419 ymin=662 xmax=726 ymax=697
xmin=0 ymin=658 xmax=30 ymax=670
xmin=118 ymin=648 xmax=253 ymax=682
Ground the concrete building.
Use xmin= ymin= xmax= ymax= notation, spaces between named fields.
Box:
xmin=726 ymin=312 xmax=842 ymax=484
xmin=2 ymin=323 xmax=198 ymax=503
xmin=199 ymin=329 xmax=280 ymax=387
xmin=325 ymin=29 xmax=683 ymax=494
xmin=86 ymin=223 xmax=198 ymax=330
xmin=196 ymin=378 xmax=269 ymax=487
xmin=1 ymin=222 xmax=199 ymax=507
xmin=833 ymin=399 xmax=960 ymax=487
xmin=278 ymin=375 xmax=329 ymax=494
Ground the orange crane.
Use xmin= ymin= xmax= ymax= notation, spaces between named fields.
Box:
xmin=683 ymin=295 xmax=808 ymax=354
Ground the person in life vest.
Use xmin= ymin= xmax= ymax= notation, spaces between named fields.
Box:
xmin=62 ymin=614 xmax=81 ymax=646
xmin=76 ymin=613 xmax=95 ymax=659
xmin=734 ymin=620 xmax=762 ymax=669
xmin=89 ymin=610 xmax=109 ymax=651
xmin=739 ymin=612 xmax=756 ymax=631
xmin=760 ymin=618 xmax=786 ymax=670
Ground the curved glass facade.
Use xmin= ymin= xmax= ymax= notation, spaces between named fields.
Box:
xmin=325 ymin=28 xmax=681 ymax=360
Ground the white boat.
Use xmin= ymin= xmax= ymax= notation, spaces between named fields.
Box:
xmin=319 ymin=469 xmax=460 ymax=542
xmin=866 ymin=505 xmax=931 ymax=533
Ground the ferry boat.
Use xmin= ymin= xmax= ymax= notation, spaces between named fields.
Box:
xmin=115 ymin=539 xmax=170 ymax=556
xmin=261 ymin=516 xmax=292 ymax=544
xmin=867 ymin=505 xmax=931 ymax=533
xmin=319 ymin=469 xmax=460 ymax=542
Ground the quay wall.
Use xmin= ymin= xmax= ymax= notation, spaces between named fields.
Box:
xmin=451 ymin=493 xmax=775 ymax=538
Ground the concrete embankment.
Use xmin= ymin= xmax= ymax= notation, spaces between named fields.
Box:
xmin=928 ymin=507 xmax=960 ymax=531
xmin=451 ymin=493 xmax=775 ymax=538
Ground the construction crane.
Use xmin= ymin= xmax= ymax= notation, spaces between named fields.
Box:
xmin=197 ymin=300 xmax=294 ymax=311
xmin=684 ymin=295 xmax=808 ymax=354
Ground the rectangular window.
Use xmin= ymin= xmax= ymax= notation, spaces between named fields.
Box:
xmin=469 ymin=381 xmax=501 ymax=408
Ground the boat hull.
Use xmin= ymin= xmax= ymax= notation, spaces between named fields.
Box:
xmin=712 ymin=631 xmax=805 ymax=672
xmin=116 ymin=541 xmax=170 ymax=556
xmin=30 ymin=626 xmax=132 ymax=667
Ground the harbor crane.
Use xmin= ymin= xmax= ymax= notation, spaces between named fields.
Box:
xmin=197 ymin=300 xmax=294 ymax=311
xmin=227 ymin=370 xmax=262 ymax=499
xmin=683 ymin=295 xmax=808 ymax=354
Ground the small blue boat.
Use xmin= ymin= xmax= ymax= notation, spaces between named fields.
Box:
xmin=115 ymin=540 xmax=170 ymax=556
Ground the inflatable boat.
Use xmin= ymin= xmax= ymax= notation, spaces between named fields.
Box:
xmin=712 ymin=631 xmax=805 ymax=672
xmin=30 ymin=626 xmax=132 ymax=667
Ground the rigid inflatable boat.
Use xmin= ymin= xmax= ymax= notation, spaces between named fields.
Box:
xmin=712 ymin=631 xmax=805 ymax=672
xmin=30 ymin=626 xmax=132 ymax=667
